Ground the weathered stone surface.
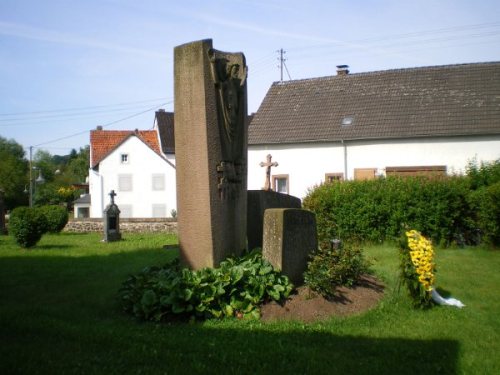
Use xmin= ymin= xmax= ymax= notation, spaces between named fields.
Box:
xmin=262 ymin=208 xmax=317 ymax=285
xmin=247 ymin=190 xmax=301 ymax=250
xmin=174 ymin=39 xmax=248 ymax=269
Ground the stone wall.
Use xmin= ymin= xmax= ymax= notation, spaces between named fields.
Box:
xmin=64 ymin=218 xmax=178 ymax=234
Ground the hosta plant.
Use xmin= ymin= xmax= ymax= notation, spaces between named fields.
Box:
xmin=119 ymin=249 xmax=293 ymax=322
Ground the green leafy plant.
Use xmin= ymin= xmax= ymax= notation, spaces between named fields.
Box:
xmin=119 ymin=249 xmax=293 ymax=322
xmin=9 ymin=206 xmax=48 ymax=248
xmin=304 ymin=242 xmax=371 ymax=299
xmin=303 ymin=176 xmax=474 ymax=246
xmin=38 ymin=205 xmax=68 ymax=233
xmin=399 ymin=230 xmax=436 ymax=308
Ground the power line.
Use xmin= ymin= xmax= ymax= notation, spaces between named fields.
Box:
xmin=33 ymin=101 xmax=171 ymax=147
xmin=0 ymin=97 xmax=170 ymax=117
xmin=0 ymin=101 xmax=170 ymax=126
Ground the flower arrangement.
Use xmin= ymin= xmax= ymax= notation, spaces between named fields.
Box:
xmin=400 ymin=229 xmax=436 ymax=308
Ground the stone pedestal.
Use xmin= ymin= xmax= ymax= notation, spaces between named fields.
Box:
xmin=262 ymin=208 xmax=317 ymax=285
xmin=247 ymin=190 xmax=301 ymax=250
xmin=174 ymin=39 xmax=248 ymax=269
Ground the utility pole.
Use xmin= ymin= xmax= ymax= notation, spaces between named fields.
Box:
xmin=29 ymin=146 xmax=33 ymax=208
xmin=277 ymin=48 xmax=286 ymax=82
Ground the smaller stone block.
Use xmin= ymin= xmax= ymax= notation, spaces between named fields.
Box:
xmin=247 ymin=190 xmax=301 ymax=250
xmin=262 ymin=208 xmax=317 ymax=285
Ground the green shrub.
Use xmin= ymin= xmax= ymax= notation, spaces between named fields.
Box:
xmin=9 ymin=206 xmax=48 ymax=248
xmin=119 ymin=249 xmax=293 ymax=322
xmin=38 ymin=205 xmax=68 ymax=233
xmin=469 ymin=182 xmax=500 ymax=246
xmin=466 ymin=158 xmax=500 ymax=190
xmin=304 ymin=242 xmax=371 ymax=299
xmin=303 ymin=176 xmax=473 ymax=246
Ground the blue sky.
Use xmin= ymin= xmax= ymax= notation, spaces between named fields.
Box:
xmin=1 ymin=0 xmax=499 ymax=155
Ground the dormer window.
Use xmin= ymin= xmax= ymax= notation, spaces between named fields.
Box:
xmin=121 ymin=154 xmax=129 ymax=163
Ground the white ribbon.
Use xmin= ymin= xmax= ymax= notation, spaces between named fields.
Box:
xmin=431 ymin=289 xmax=465 ymax=308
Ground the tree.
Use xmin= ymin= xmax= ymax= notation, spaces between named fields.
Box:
xmin=31 ymin=146 xmax=90 ymax=207
xmin=0 ymin=137 xmax=29 ymax=210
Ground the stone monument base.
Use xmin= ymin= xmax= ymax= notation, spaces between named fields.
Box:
xmin=247 ymin=190 xmax=301 ymax=250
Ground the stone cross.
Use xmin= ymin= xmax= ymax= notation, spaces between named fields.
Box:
xmin=260 ymin=154 xmax=278 ymax=191
xmin=109 ymin=190 xmax=116 ymax=205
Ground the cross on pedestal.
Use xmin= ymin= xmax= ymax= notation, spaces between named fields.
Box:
xmin=260 ymin=154 xmax=278 ymax=191
xmin=109 ymin=190 xmax=117 ymax=205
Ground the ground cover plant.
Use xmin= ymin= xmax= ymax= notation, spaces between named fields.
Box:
xmin=119 ymin=249 xmax=293 ymax=321
xmin=1 ymin=233 xmax=499 ymax=374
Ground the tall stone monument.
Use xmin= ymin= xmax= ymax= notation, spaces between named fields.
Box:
xmin=174 ymin=39 xmax=248 ymax=269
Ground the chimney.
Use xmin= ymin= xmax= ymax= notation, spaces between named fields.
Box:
xmin=158 ymin=108 xmax=165 ymax=112
xmin=336 ymin=65 xmax=349 ymax=75
xmin=96 ymin=125 xmax=103 ymax=130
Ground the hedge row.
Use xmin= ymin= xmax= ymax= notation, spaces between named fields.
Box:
xmin=303 ymin=176 xmax=500 ymax=247
xmin=9 ymin=205 xmax=68 ymax=248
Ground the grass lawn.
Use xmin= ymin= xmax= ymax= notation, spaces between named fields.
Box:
xmin=1 ymin=233 xmax=499 ymax=374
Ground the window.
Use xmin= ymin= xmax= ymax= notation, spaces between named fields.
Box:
xmin=152 ymin=204 xmax=166 ymax=218
xmin=118 ymin=174 xmax=133 ymax=191
xmin=325 ymin=173 xmax=344 ymax=183
xmin=121 ymin=154 xmax=129 ymax=163
xmin=77 ymin=207 xmax=90 ymax=218
xmin=273 ymin=174 xmax=289 ymax=194
xmin=354 ymin=168 xmax=376 ymax=180
xmin=152 ymin=174 xmax=165 ymax=191
xmin=386 ymin=166 xmax=446 ymax=177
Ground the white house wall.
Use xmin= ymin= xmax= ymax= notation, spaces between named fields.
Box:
xmin=248 ymin=135 xmax=500 ymax=200
xmin=89 ymin=136 xmax=177 ymax=218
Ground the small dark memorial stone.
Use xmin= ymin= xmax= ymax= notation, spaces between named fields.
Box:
xmin=103 ymin=190 xmax=121 ymax=242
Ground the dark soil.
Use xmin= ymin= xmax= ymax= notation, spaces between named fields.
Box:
xmin=260 ymin=275 xmax=385 ymax=323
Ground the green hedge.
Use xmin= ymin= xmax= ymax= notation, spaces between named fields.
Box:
xmin=9 ymin=207 xmax=48 ymax=248
xmin=469 ymin=182 xmax=500 ymax=246
xmin=38 ymin=205 xmax=68 ymax=233
xmin=303 ymin=176 xmax=474 ymax=246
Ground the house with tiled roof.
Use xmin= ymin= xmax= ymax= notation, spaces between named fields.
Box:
xmin=247 ymin=62 xmax=500 ymax=198
xmin=88 ymin=125 xmax=176 ymax=218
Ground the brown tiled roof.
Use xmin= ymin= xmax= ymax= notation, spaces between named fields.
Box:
xmin=90 ymin=129 xmax=161 ymax=168
xmin=248 ymin=62 xmax=500 ymax=144
xmin=155 ymin=110 xmax=175 ymax=154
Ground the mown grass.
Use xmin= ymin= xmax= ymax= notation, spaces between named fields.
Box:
xmin=0 ymin=233 xmax=499 ymax=374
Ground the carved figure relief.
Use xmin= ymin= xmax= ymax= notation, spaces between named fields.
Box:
xmin=209 ymin=48 xmax=248 ymax=200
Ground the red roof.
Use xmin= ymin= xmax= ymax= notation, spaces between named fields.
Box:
xmin=90 ymin=129 xmax=161 ymax=168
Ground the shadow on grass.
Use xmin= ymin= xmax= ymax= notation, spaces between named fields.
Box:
xmin=0 ymin=248 xmax=459 ymax=375
xmin=35 ymin=244 xmax=75 ymax=250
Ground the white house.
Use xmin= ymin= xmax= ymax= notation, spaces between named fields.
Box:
xmin=247 ymin=62 xmax=500 ymax=199
xmin=88 ymin=125 xmax=176 ymax=218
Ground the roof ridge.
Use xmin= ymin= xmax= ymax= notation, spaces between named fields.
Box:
xmin=271 ymin=61 xmax=500 ymax=86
